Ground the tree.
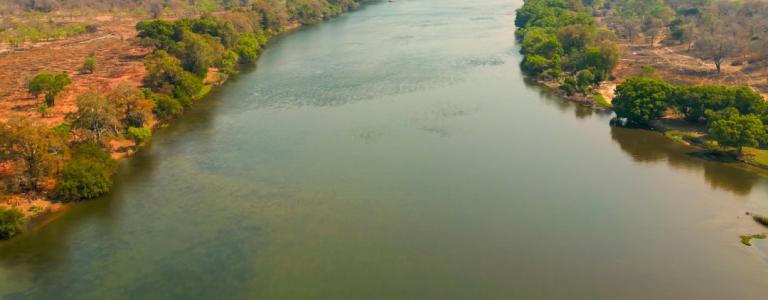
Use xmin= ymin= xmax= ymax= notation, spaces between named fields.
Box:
xmin=143 ymin=50 xmax=203 ymax=103
xmin=28 ymin=72 xmax=71 ymax=106
xmin=55 ymin=144 xmax=116 ymax=201
xmin=694 ymin=20 xmax=744 ymax=73
xmin=707 ymin=109 xmax=767 ymax=155
xmin=0 ymin=207 xmax=24 ymax=240
xmin=613 ymin=77 xmax=674 ymax=126
xmin=557 ymin=24 xmax=594 ymax=53
xmin=521 ymin=55 xmax=556 ymax=76
xmin=68 ymin=92 xmax=120 ymax=145
xmin=521 ymin=28 xmax=564 ymax=59
xmin=174 ymin=30 xmax=224 ymax=77
xmin=0 ymin=118 xmax=68 ymax=192
xmin=234 ymin=33 xmax=263 ymax=63
xmin=109 ymin=83 xmax=154 ymax=129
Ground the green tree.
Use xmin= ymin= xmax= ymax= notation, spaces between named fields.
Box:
xmin=234 ymin=33 xmax=264 ymax=63
xmin=0 ymin=207 xmax=24 ymax=240
xmin=521 ymin=55 xmax=556 ymax=76
xmin=55 ymin=144 xmax=116 ymax=201
xmin=28 ymin=72 xmax=71 ymax=106
xmin=521 ymin=28 xmax=564 ymax=59
xmin=707 ymin=109 xmax=767 ymax=155
xmin=613 ymin=77 xmax=674 ymax=126
xmin=127 ymin=127 xmax=152 ymax=146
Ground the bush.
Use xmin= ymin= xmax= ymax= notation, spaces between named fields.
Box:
xmin=55 ymin=144 xmax=116 ymax=201
xmin=151 ymin=93 xmax=183 ymax=121
xmin=521 ymin=55 xmax=554 ymax=76
xmin=127 ymin=127 xmax=152 ymax=145
xmin=81 ymin=56 xmax=96 ymax=74
xmin=0 ymin=207 xmax=24 ymax=240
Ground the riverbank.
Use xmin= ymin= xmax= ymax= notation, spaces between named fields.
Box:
xmin=514 ymin=1 xmax=768 ymax=176
xmin=0 ymin=1 xmax=371 ymax=239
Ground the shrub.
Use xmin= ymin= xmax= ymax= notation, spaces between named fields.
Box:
xmin=55 ymin=144 xmax=116 ymax=201
xmin=127 ymin=127 xmax=152 ymax=146
xmin=81 ymin=56 xmax=96 ymax=74
xmin=151 ymin=93 xmax=183 ymax=121
xmin=0 ymin=207 xmax=24 ymax=240
xmin=521 ymin=55 xmax=554 ymax=76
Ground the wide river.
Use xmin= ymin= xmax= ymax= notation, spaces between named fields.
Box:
xmin=2 ymin=0 xmax=768 ymax=298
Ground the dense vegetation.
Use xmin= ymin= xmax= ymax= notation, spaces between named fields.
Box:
xmin=613 ymin=76 xmax=768 ymax=154
xmin=515 ymin=0 xmax=620 ymax=97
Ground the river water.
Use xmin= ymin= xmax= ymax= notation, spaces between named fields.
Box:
xmin=2 ymin=0 xmax=768 ymax=298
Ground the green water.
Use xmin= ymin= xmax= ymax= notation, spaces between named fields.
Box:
xmin=2 ymin=0 xmax=768 ymax=298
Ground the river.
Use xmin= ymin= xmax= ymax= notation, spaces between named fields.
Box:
xmin=2 ymin=0 xmax=768 ymax=298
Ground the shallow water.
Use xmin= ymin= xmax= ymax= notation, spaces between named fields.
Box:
xmin=2 ymin=0 xmax=768 ymax=298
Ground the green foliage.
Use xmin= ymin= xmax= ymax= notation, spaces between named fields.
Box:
xmin=150 ymin=93 xmax=183 ymax=121
xmin=521 ymin=28 xmax=563 ymax=59
xmin=613 ymin=77 xmax=674 ymax=126
xmin=521 ymin=55 xmax=556 ymax=76
xmin=81 ymin=56 xmax=96 ymax=74
xmin=55 ymin=144 xmax=116 ymax=201
xmin=234 ymin=33 xmax=263 ymax=63
xmin=143 ymin=50 xmax=203 ymax=104
xmin=127 ymin=127 xmax=152 ymax=146
xmin=707 ymin=109 xmax=767 ymax=153
xmin=516 ymin=0 xmax=618 ymax=91
xmin=28 ymin=72 xmax=71 ymax=106
xmin=593 ymin=94 xmax=611 ymax=108
xmin=0 ymin=21 xmax=88 ymax=46
xmin=673 ymin=85 xmax=766 ymax=123
xmin=218 ymin=50 xmax=240 ymax=76
xmin=0 ymin=207 xmax=24 ymax=240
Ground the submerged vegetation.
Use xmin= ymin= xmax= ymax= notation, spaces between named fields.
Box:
xmin=740 ymin=233 xmax=767 ymax=246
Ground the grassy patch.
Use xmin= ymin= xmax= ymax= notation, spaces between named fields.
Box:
xmin=743 ymin=147 xmax=768 ymax=169
xmin=740 ymin=234 xmax=767 ymax=246
xmin=194 ymin=84 xmax=213 ymax=100
xmin=664 ymin=130 xmax=700 ymax=146
xmin=593 ymin=94 xmax=611 ymax=109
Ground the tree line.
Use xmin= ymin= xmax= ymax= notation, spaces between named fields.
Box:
xmin=515 ymin=0 xmax=621 ymax=97
xmin=613 ymin=76 xmax=768 ymax=154
xmin=0 ymin=0 xmax=368 ymax=239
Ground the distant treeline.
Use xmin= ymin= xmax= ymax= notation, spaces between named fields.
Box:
xmin=515 ymin=0 xmax=620 ymax=97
